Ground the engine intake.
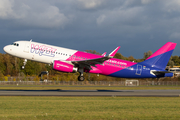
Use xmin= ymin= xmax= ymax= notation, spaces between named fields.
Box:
xmin=53 ymin=60 xmax=77 ymax=73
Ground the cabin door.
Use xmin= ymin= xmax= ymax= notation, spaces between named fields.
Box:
xmin=24 ymin=42 xmax=30 ymax=53
xmin=136 ymin=64 xmax=142 ymax=75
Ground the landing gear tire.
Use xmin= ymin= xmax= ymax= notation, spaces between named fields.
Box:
xmin=78 ymin=76 xmax=84 ymax=81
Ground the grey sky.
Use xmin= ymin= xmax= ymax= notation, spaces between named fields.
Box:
xmin=0 ymin=0 xmax=180 ymax=58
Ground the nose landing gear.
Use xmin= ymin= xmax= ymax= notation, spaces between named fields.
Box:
xmin=22 ymin=59 xmax=27 ymax=69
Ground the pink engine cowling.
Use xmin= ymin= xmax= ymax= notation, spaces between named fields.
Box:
xmin=53 ymin=60 xmax=77 ymax=73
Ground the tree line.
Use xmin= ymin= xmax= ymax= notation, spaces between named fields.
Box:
xmin=0 ymin=50 xmax=180 ymax=81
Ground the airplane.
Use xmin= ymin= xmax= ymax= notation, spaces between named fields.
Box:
xmin=3 ymin=40 xmax=176 ymax=81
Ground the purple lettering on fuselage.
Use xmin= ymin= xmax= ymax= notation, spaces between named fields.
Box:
xmin=30 ymin=44 xmax=57 ymax=57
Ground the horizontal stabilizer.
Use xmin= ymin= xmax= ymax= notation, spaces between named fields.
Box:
xmin=152 ymin=71 xmax=172 ymax=75
xmin=151 ymin=70 xmax=173 ymax=77
xmin=109 ymin=46 xmax=120 ymax=58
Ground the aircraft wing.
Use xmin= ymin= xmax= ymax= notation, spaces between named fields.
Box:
xmin=71 ymin=47 xmax=120 ymax=70
xmin=71 ymin=56 xmax=110 ymax=70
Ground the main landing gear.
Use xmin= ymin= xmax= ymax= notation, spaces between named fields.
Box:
xmin=78 ymin=75 xmax=84 ymax=81
xmin=78 ymin=68 xmax=85 ymax=81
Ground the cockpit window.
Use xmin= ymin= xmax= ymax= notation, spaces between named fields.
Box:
xmin=12 ymin=43 xmax=19 ymax=47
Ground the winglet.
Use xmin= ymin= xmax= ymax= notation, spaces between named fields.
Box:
xmin=102 ymin=52 xmax=107 ymax=57
xmin=108 ymin=46 xmax=120 ymax=57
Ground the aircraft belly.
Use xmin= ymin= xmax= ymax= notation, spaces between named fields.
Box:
xmin=34 ymin=55 xmax=51 ymax=64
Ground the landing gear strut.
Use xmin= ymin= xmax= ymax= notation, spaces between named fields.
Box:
xmin=22 ymin=59 xmax=27 ymax=69
xmin=78 ymin=68 xmax=85 ymax=81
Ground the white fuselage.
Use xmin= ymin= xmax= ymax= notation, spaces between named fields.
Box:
xmin=3 ymin=41 xmax=77 ymax=64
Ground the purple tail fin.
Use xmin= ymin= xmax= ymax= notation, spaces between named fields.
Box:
xmin=141 ymin=42 xmax=177 ymax=69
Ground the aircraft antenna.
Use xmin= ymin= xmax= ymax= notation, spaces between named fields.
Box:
xmin=30 ymin=39 xmax=32 ymax=42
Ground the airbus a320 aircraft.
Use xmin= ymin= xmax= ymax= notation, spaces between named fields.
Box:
xmin=3 ymin=40 xmax=176 ymax=81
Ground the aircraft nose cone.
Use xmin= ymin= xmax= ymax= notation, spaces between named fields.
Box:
xmin=3 ymin=46 xmax=8 ymax=53
xmin=3 ymin=45 xmax=11 ymax=53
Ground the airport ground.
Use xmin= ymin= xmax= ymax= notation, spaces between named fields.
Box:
xmin=1 ymin=85 xmax=180 ymax=90
xmin=1 ymin=85 xmax=180 ymax=119
xmin=0 ymin=97 xmax=180 ymax=120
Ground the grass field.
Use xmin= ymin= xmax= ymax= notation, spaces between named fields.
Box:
xmin=0 ymin=97 xmax=180 ymax=120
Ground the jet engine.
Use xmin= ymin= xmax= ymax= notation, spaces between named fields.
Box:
xmin=53 ymin=60 xmax=77 ymax=73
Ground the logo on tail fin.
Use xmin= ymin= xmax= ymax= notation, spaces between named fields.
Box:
xmin=141 ymin=42 xmax=176 ymax=69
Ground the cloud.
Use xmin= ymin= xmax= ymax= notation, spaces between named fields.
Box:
xmin=0 ymin=0 xmax=14 ymax=19
xmin=96 ymin=14 xmax=106 ymax=25
xmin=0 ymin=0 xmax=180 ymax=58
xmin=163 ymin=0 xmax=180 ymax=12
xmin=169 ymin=32 xmax=180 ymax=39
xmin=77 ymin=0 xmax=105 ymax=10
xmin=0 ymin=0 xmax=70 ymax=28
xmin=141 ymin=0 xmax=154 ymax=4
xmin=95 ymin=4 xmax=144 ymax=29
xmin=19 ymin=5 xmax=70 ymax=28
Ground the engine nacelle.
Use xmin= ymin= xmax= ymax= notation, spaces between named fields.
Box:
xmin=53 ymin=60 xmax=78 ymax=73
